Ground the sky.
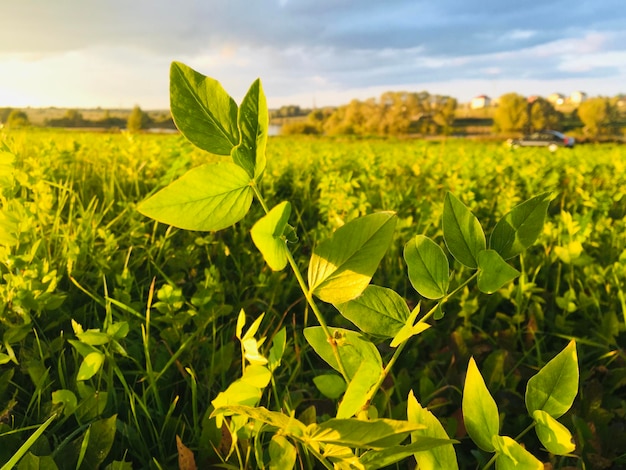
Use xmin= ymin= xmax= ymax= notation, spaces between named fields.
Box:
xmin=1 ymin=0 xmax=625 ymax=110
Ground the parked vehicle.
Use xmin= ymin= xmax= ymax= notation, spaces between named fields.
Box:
xmin=507 ymin=130 xmax=575 ymax=151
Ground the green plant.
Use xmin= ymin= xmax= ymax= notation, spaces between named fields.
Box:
xmin=136 ymin=62 xmax=580 ymax=469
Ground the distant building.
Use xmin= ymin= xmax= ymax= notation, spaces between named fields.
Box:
xmin=470 ymin=95 xmax=491 ymax=109
xmin=569 ymin=91 xmax=587 ymax=104
xmin=547 ymin=93 xmax=566 ymax=106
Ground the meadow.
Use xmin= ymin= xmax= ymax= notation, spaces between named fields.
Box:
xmin=0 ymin=128 xmax=625 ymax=469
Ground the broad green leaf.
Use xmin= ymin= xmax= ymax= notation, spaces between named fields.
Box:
xmin=232 ymin=78 xmax=268 ymax=178
xmin=76 ymin=330 xmax=110 ymax=346
xmin=303 ymin=327 xmax=382 ymax=379
xmin=462 ymin=357 xmax=499 ymax=452
xmin=211 ymin=381 xmax=263 ymax=428
xmin=17 ymin=453 xmax=59 ymax=470
xmin=269 ymin=435 xmax=296 ymax=470
xmin=80 ymin=415 xmax=117 ymax=469
xmin=525 ymin=340 xmax=578 ymax=418
xmin=407 ymin=390 xmax=459 ymax=470
xmin=104 ymin=460 xmax=133 ymax=470
xmin=404 ymin=235 xmax=450 ymax=299
xmin=250 ymin=201 xmax=291 ymax=271
xmin=359 ymin=437 xmax=455 ymax=470
xmin=241 ymin=365 xmax=272 ymax=388
xmin=308 ymin=212 xmax=397 ymax=304
xmin=210 ymin=405 xmax=306 ymax=438
xmin=337 ymin=361 xmax=381 ymax=418
xmin=492 ymin=435 xmax=543 ymax=470
xmin=52 ymin=389 xmax=78 ymax=417
xmin=335 ymin=285 xmax=410 ymax=337
xmin=308 ymin=418 xmax=422 ymax=449
xmin=532 ymin=410 xmax=576 ymax=455
xmin=76 ymin=351 xmax=105 ymax=381
xmin=169 ymin=61 xmax=239 ymax=155
xmin=490 ymin=192 xmax=554 ymax=259
xmin=137 ymin=162 xmax=253 ymax=231
xmin=443 ymin=193 xmax=486 ymax=268
xmin=313 ymin=374 xmax=347 ymax=399
xmin=477 ymin=249 xmax=520 ymax=294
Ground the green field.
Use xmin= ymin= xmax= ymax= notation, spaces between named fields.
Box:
xmin=1 ymin=129 xmax=625 ymax=469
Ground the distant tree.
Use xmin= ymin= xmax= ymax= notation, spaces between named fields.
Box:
xmin=127 ymin=105 xmax=151 ymax=132
xmin=0 ymin=107 xmax=13 ymax=124
xmin=577 ymin=97 xmax=618 ymax=137
xmin=529 ymin=97 xmax=562 ymax=131
xmin=432 ymin=97 xmax=458 ymax=135
xmin=65 ymin=109 xmax=85 ymax=127
xmin=6 ymin=109 xmax=30 ymax=128
xmin=493 ymin=93 xmax=527 ymax=133
xmin=280 ymin=121 xmax=321 ymax=135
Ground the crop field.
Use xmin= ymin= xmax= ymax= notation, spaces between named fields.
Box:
xmin=1 ymin=128 xmax=625 ymax=469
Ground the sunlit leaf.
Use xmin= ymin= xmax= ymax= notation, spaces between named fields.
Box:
xmin=533 ymin=409 xmax=576 ymax=455
xmin=490 ymin=192 xmax=554 ymax=259
xmin=313 ymin=374 xmax=347 ymax=399
xmin=404 ymin=235 xmax=449 ymax=299
xmin=335 ymin=285 xmax=410 ymax=337
xmin=476 ymin=249 xmax=520 ymax=294
xmin=307 ymin=418 xmax=422 ymax=449
xmin=308 ymin=212 xmax=397 ymax=304
xmin=443 ymin=193 xmax=486 ymax=269
xmin=269 ymin=435 xmax=296 ymax=470
xmin=250 ymin=201 xmax=291 ymax=271
xmin=526 ymin=340 xmax=578 ymax=418
xmin=76 ymin=352 xmax=105 ymax=381
xmin=407 ymin=391 xmax=459 ymax=469
xmin=137 ymin=162 xmax=253 ymax=231
xmin=336 ymin=361 xmax=381 ymax=418
xmin=492 ymin=435 xmax=543 ymax=470
xmin=170 ymin=61 xmax=239 ymax=155
xmin=462 ymin=357 xmax=499 ymax=452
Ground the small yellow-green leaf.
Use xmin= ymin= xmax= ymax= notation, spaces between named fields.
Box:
xmin=462 ymin=357 xmax=499 ymax=452
xmin=533 ymin=409 xmax=576 ymax=455
xmin=52 ymin=389 xmax=78 ymax=417
xmin=337 ymin=361 xmax=381 ymax=418
xmin=477 ymin=249 xmax=520 ymax=294
xmin=241 ymin=365 xmax=272 ymax=388
xmin=76 ymin=352 xmax=105 ymax=381
xmin=492 ymin=435 xmax=543 ymax=470
xmin=250 ymin=201 xmax=291 ymax=271
xmin=526 ymin=340 xmax=578 ymax=418
xmin=313 ymin=374 xmax=347 ymax=399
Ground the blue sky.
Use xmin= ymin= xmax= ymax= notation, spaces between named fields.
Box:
xmin=1 ymin=0 xmax=625 ymax=109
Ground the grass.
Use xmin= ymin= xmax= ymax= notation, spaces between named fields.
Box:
xmin=0 ymin=129 xmax=625 ymax=468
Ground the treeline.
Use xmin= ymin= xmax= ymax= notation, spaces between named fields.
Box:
xmin=280 ymin=91 xmax=626 ymax=138
xmin=0 ymin=106 xmax=176 ymax=132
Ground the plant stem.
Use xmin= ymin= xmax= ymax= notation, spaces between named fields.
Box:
xmin=251 ymin=182 xmax=350 ymax=382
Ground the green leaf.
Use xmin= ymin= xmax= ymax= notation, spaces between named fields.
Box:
xmin=462 ymin=357 xmax=499 ymax=452
xmin=490 ymin=192 xmax=554 ymax=259
xmin=476 ymin=249 xmax=520 ymax=294
xmin=232 ymin=78 xmax=268 ymax=179
xmin=211 ymin=405 xmax=306 ymax=438
xmin=137 ymin=162 xmax=253 ymax=231
xmin=404 ymin=235 xmax=450 ymax=299
xmin=335 ymin=285 xmax=410 ymax=337
xmin=443 ymin=193 xmax=486 ymax=269
xmin=76 ymin=352 xmax=105 ymax=381
xmin=76 ymin=330 xmax=110 ymax=346
xmin=268 ymin=327 xmax=287 ymax=372
xmin=250 ymin=201 xmax=291 ymax=271
xmin=313 ymin=374 xmax=347 ymax=399
xmin=407 ymin=391 xmax=459 ymax=470
xmin=308 ymin=212 xmax=397 ymax=304
xmin=17 ymin=453 xmax=59 ymax=470
xmin=303 ymin=327 xmax=382 ymax=380
xmin=308 ymin=418 xmax=423 ymax=449
xmin=211 ymin=381 xmax=263 ymax=427
xmin=269 ymin=435 xmax=296 ymax=470
xmin=532 ymin=410 xmax=576 ymax=455
xmin=492 ymin=435 xmax=543 ymax=470
xmin=80 ymin=415 xmax=117 ymax=469
xmin=337 ymin=361 xmax=381 ymax=418
xmin=526 ymin=340 xmax=578 ymax=418
xmin=52 ymin=389 xmax=78 ymax=417
xmin=241 ymin=365 xmax=272 ymax=388
xmin=359 ymin=437 xmax=455 ymax=470
xmin=169 ymin=61 xmax=239 ymax=155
